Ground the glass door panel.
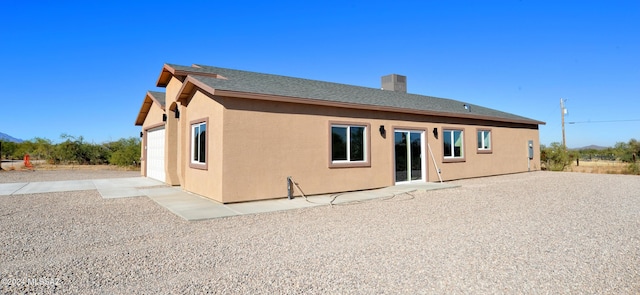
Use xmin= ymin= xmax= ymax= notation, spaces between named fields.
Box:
xmin=410 ymin=132 xmax=422 ymax=180
xmin=395 ymin=130 xmax=424 ymax=183
xmin=395 ymin=132 xmax=408 ymax=182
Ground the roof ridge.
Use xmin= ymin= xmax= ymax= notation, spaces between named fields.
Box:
xmin=193 ymin=64 xmax=398 ymax=91
xmin=192 ymin=64 xmax=472 ymax=103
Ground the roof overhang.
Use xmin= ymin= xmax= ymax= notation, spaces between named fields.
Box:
xmin=176 ymin=75 xmax=218 ymax=104
xmin=176 ymin=75 xmax=545 ymax=126
xmin=156 ymin=64 xmax=227 ymax=87
xmin=214 ymin=89 xmax=546 ymax=126
xmin=134 ymin=91 xmax=166 ymax=126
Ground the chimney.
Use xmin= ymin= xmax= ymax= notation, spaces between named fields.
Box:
xmin=381 ymin=74 xmax=407 ymax=93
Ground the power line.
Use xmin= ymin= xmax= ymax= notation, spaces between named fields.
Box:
xmin=567 ymin=119 xmax=640 ymax=124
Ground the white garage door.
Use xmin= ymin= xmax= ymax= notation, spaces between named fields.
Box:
xmin=146 ymin=127 xmax=166 ymax=182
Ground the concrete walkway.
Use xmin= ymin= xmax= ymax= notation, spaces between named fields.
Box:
xmin=0 ymin=178 xmax=458 ymax=221
xmin=0 ymin=177 xmax=163 ymax=198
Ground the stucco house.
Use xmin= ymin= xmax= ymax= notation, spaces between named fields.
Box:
xmin=135 ymin=63 xmax=544 ymax=203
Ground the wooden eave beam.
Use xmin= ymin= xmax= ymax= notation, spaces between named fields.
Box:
xmin=157 ymin=64 xmax=227 ymax=88
xmin=134 ymin=91 xmax=166 ymax=126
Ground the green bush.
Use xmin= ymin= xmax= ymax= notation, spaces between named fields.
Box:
xmin=108 ymin=137 xmax=141 ymax=167
xmin=541 ymin=142 xmax=569 ymax=171
xmin=4 ymin=134 xmax=140 ymax=167
xmin=628 ymin=162 xmax=640 ymax=175
xmin=0 ymin=141 xmax=17 ymax=159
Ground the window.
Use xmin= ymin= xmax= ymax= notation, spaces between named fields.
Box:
xmin=191 ymin=121 xmax=207 ymax=166
xmin=477 ymin=129 xmax=492 ymax=153
xmin=330 ymin=123 xmax=370 ymax=167
xmin=443 ymin=129 xmax=464 ymax=161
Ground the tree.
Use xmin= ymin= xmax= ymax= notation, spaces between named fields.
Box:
xmin=623 ymin=138 xmax=639 ymax=175
xmin=31 ymin=137 xmax=53 ymax=160
xmin=12 ymin=140 xmax=35 ymax=160
xmin=108 ymin=137 xmax=141 ymax=166
xmin=51 ymin=134 xmax=109 ymax=165
xmin=1 ymin=135 xmax=141 ymax=168
xmin=613 ymin=141 xmax=631 ymax=162
xmin=540 ymin=142 xmax=569 ymax=171
xmin=628 ymin=138 xmax=639 ymax=162
xmin=0 ymin=141 xmax=17 ymax=159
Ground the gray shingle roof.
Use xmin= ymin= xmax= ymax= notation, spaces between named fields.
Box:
xmin=148 ymin=91 xmax=166 ymax=107
xmin=167 ymin=63 xmax=543 ymax=125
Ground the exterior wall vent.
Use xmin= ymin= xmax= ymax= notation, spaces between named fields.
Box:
xmin=381 ymin=74 xmax=407 ymax=93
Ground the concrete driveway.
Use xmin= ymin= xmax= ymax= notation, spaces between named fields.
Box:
xmin=0 ymin=177 xmax=458 ymax=221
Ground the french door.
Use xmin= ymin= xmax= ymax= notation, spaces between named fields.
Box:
xmin=394 ymin=130 xmax=425 ymax=183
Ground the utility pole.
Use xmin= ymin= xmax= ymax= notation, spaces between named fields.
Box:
xmin=560 ymin=98 xmax=567 ymax=148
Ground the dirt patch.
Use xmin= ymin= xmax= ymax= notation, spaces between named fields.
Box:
xmin=1 ymin=161 xmax=139 ymax=172
xmin=33 ymin=164 xmax=139 ymax=171
xmin=567 ymin=160 xmax=631 ymax=174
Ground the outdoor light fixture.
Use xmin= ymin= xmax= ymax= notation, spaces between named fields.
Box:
xmin=174 ymin=108 xmax=180 ymax=119
xmin=139 ymin=131 xmax=143 ymax=138
xmin=433 ymin=128 xmax=438 ymax=139
xmin=379 ymin=125 xmax=386 ymax=136
xmin=162 ymin=114 xmax=167 ymax=122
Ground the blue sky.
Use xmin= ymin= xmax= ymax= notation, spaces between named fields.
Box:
xmin=1 ymin=0 xmax=638 ymax=148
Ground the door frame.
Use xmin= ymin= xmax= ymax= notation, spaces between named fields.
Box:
xmin=393 ymin=128 xmax=427 ymax=184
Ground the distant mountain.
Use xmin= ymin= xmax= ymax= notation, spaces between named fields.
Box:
xmin=572 ymin=145 xmax=609 ymax=151
xmin=0 ymin=132 xmax=23 ymax=143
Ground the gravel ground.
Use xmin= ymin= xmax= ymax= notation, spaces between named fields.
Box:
xmin=0 ymin=170 xmax=639 ymax=294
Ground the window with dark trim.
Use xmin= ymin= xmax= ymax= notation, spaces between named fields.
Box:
xmin=329 ymin=123 xmax=370 ymax=168
xmin=332 ymin=125 xmax=365 ymax=162
xmin=443 ymin=129 xmax=464 ymax=160
xmin=477 ymin=129 xmax=492 ymax=154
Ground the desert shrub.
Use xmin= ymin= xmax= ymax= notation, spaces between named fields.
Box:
xmin=541 ymin=142 xmax=569 ymax=171
xmin=3 ymin=134 xmax=140 ymax=167
xmin=7 ymin=138 xmax=53 ymax=160
xmin=612 ymin=139 xmax=640 ymax=163
xmin=52 ymin=135 xmax=86 ymax=164
xmin=628 ymin=162 xmax=640 ymax=175
xmin=51 ymin=134 xmax=111 ymax=164
xmin=0 ymin=141 xmax=17 ymax=159
xmin=29 ymin=138 xmax=53 ymax=160
xmin=108 ymin=137 xmax=141 ymax=167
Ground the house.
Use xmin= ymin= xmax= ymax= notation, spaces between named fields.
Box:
xmin=135 ymin=63 xmax=545 ymax=203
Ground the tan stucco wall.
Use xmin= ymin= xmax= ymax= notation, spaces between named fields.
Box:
xmin=218 ymin=99 xmax=384 ymax=202
xmin=163 ymin=77 xmax=184 ymax=186
xmin=139 ymin=76 xmax=184 ymax=183
xmin=177 ymin=103 xmax=186 ymax=186
xmin=165 ymin=77 xmax=182 ymax=106
xmin=164 ymin=103 xmax=180 ymax=185
xmin=180 ymin=91 xmax=224 ymax=200
xmin=211 ymin=96 xmax=541 ymax=203
xmin=151 ymin=85 xmax=541 ymax=203
xmin=433 ymin=126 xmax=540 ymax=180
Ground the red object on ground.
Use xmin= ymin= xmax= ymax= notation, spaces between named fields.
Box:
xmin=24 ymin=154 xmax=33 ymax=169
